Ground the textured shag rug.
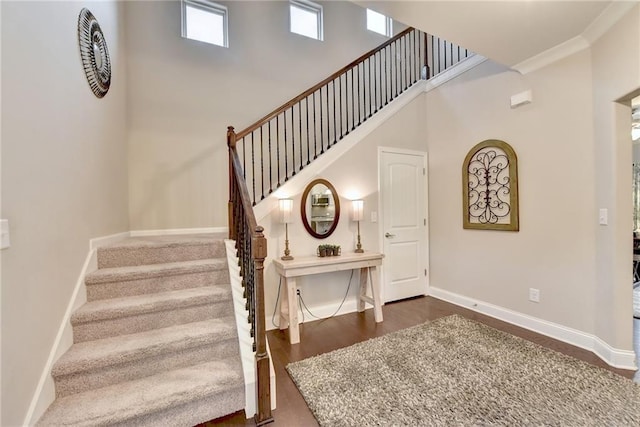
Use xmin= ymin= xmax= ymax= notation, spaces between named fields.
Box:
xmin=287 ymin=315 xmax=640 ymax=426
xmin=634 ymin=284 xmax=640 ymax=319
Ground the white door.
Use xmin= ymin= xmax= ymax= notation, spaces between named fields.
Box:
xmin=380 ymin=149 xmax=428 ymax=302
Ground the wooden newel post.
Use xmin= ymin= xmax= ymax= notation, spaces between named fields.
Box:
xmin=227 ymin=126 xmax=236 ymax=240
xmin=252 ymin=226 xmax=272 ymax=425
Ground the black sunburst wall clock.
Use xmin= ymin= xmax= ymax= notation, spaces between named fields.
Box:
xmin=77 ymin=8 xmax=111 ymax=98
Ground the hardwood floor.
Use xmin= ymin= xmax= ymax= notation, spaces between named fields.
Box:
xmin=200 ymin=296 xmax=639 ymax=426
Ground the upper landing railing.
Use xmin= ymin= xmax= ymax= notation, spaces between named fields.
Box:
xmin=229 ymin=28 xmax=473 ymax=206
xmin=229 ymin=27 xmax=427 ymax=206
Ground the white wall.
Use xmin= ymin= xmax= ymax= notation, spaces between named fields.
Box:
xmin=591 ymin=5 xmax=640 ymax=349
xmin=125 ymin=0 xmax=399 ymax=231
xmin=0 ymin=2 xmax=129 ymax=425
xmin=422 ymin=5 xmax=640 ymax=355
xmin=425 ymin=53 xmax=600 ymax=334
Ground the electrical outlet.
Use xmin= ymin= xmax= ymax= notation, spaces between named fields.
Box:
xmin=529 ymin=288 xmax=540 ymax=303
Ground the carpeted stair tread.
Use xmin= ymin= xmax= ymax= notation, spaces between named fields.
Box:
xmin=37 ymin=359 xmax=245 ymax=426
xmin=97 ymin=234 xmax=226 ymax=268
xmin=86 ymin=258 xmax=228 ymax=284
xmin=53 ymin=317 xmax=237 ymax=377
xmin=71 ymin=287 xmax=228 ymax=324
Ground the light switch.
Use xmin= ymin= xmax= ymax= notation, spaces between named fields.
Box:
xmin=599 ymin=209 xmax=608 ymax=225
xmin=371 ymin=211 xmax=378 ymax=223
xmin=1 ymin=219 xmax=10 ymax=249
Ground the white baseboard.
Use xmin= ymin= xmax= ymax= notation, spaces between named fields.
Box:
xmin=130 ymin=227 xmax=227 ymax=237
xmin=24 ymin=231 xmax=130 ymax=426
xmin=90 ymin=231 xmax=130 ymax=250
xmin=429 ymin=286 xmax=638 ymax=371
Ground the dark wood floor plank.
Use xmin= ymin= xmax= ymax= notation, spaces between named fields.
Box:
xmin=200 ymin=296 xmax=639 ymax=426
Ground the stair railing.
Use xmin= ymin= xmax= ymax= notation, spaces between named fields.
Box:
xmin=227 ymin=127 xmax=272 ymax=425
xmin=229 ymin=27 xmax=427 ymax=206
xmin=425 ymin=33 xmax=473 ymax=78
xmin=226 ymin=28 xmax=473 ymax=425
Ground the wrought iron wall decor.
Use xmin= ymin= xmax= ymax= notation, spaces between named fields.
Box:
xmin=77 ymin=8 xmax=111 ymax=98
xmin=462 ymin=140 xmax=519 ymax=231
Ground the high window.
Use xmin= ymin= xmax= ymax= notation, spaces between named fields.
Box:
xmin=290 ymin=0 xmax=323 ymax=41
xmin=366 ymin=8 xmax=392 ymax=37
xmin=181 ymin=0 xmax=228 ymax=47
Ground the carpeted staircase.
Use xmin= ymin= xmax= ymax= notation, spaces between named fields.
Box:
xmin=37 ymin=234 xmax=245 ymax=426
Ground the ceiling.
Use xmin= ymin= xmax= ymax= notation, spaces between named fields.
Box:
xmin=355 ymin=1 xmax=628 ymax=68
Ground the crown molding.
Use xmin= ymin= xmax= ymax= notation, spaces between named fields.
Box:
xmin=512 ymin=35 xmax=589 ymax=75
xmin=514 ymin=1 xmax=638 ymax=75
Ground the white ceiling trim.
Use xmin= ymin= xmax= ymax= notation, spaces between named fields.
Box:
xmin=582 ymin=1 xmax=639 ymax=44
xmin=513 ymin=1 xmax=638 ymax=75
xmin=512 ymin=36 xmax=589 ymax=75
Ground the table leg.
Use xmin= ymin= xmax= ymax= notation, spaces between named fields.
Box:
xmin=279 ymin=276 xmax=289 ymax=330
xmin=357 ymin=267 xmax=367 ymax=313
xmin=286 ymin=277 xmax=300 ymax=344
xmin=370 ymin=266 xmax=383 ymax=322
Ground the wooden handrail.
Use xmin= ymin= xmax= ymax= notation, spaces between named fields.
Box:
xmin=227 ymin=127 xmax=272 ymax=425
xmin=235 ymin=27 xmax=415 ymax=140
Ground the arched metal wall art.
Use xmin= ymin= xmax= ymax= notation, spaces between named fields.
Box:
xmin=78 ymin=8 xmax=111 ymax=98
xmin=462 ymin=140 xmax=519 ymax=231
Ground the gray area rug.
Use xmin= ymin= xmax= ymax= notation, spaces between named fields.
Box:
xmin=634 ymin=284 xmax=640 ymax=318
xmin=287 ymin=315 xmax=640 ymax=426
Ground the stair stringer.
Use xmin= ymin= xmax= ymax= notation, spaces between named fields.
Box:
xmin=225 ymin=239 xmax=277 ymax=418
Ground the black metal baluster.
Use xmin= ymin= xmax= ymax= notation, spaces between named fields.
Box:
xmin=326 ymin=83 xmax=330 ymax=149
xmin=404 ymin=35 xmax=408 ymax=91
xmin=331 ymin=79 xmax=336 ymax=146
xmin=450 ymin=41 xmax=454 ymax=68
xmin=431 ymin=36 xmax=440 ymax=75
xmin=411 ymin=30 xmax=415 ymax=83
xmin=305 ymin=98 xmax=310 ymax=165
xmin=268 ymin=121 xmax=272 ymax=193
xmin=251 ymin=132 xmax=256 ymax=205
xmin=393 ymin=40 xmax=401 ymax=98
xmin=338 ymin=73 xmax=342 ymax=139
xmin=381 ymin=47 xmax=386 ymax=106
xmin=351 ymin=68 xmax=355 ymax=131
xmin=313 ymin=91 xmax=318 ymax=159
xmin=373 ymin=53 xmax=377 ymax=114
xmin=357 ymin=63 xmax=361 ymax=125
xmin=386 ymin=45 xmax=391 ymax=104
xmin=320 ymin=86 xmax=325 ymax=154
xmin=276 ymin=116 xmax=281 ymax=187
xmin=241 ymin=137 xmax=246 ymax=180
xmin=298 ymin=102 xmax=302 ymax=171
xmin=260 ymin=126 xmax=264 ymax=200
xmin=442 ymin=39 xmax=446 ymax=74
xmin=290 ymin=106 xmax=296 ymax=175
xmin=283 ymin=110 xmax=289 ymax=182
xmin=368 ymin=58 xmax=373 ymax=117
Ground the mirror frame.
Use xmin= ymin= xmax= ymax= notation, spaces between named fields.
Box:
xmin=300 ymin=178 xmax=340 ymax=239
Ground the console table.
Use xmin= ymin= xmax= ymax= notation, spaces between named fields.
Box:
xmin=273 ymin=252 xmax=384 ymax=344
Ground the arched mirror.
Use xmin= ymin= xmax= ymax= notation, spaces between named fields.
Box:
xmin=301 ymin=178 xmax=340 ymax=239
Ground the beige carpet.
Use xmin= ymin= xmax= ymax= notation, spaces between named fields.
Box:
xmin=37 ymin=234 xmax=244 ymax=426
xmin=287 ymin=315 xmax=640 ymax=426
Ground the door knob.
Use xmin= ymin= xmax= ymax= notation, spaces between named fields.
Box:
xmin=385 ymin=232 xmax=395 ymax=238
